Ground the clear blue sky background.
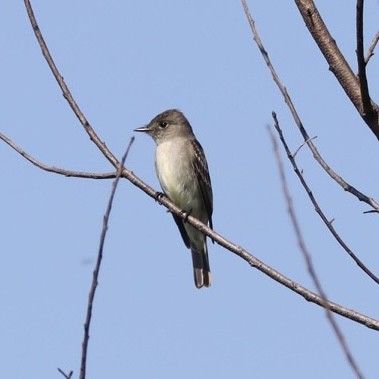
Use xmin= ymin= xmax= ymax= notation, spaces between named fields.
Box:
xmin=2 ymin=1 xmax=379 ymax=378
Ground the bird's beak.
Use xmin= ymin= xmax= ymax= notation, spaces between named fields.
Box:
xmin=134 ymin=125 xmax=151 ymax=133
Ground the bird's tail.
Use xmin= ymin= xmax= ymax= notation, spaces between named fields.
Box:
xmin=191 ymin=243 xmax=211 ymax=288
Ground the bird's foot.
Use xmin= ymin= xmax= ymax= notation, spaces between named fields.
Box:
xmin=182 ymin=209 xmax=193 ymax=223
xmin=155 ymin=191 xmax=166 ymax=204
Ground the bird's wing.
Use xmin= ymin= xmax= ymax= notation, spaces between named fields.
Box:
xmin=191 ymin=139 xmax=213 ymax=229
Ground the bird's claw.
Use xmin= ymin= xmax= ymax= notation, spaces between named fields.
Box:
xmin=155 ymin=191 xmax=166 ymax=203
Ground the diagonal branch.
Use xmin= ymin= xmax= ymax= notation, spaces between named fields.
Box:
xmin=241 ymin=0 xmax=379 ymax=213
xmin=22 ymin=0 xmax=379 ymax=330
xmin=0 ymin=132 xmax=115 ymax=179
xmin=293 ymin=0 xmax=379 ymax=139
xmin=272 ymin=112 xmax=379 ymax=285
xmin=120 ymin=168 xmax=379 ymax=330
xmin=24 ymin=0 xmax=119 ymax=169
xmin=22 ymin=0 xmax=168 ymax=205
xmin=356 ymin=0 xmax=373 ymax=119
xmin=268 ymin=125 xmax=365 ymax=379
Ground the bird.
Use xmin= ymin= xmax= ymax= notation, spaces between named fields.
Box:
xmin=134 ymin=109 xmax=213 ymax=288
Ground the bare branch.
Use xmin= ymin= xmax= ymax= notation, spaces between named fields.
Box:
xmin=241 ymin=0 xmax=379 ymax=212
xmin=365 ymin=31 xmax=379 ymax=64
xmin=268 ymin=125 xmax=365 ymax=379
xmin=80 ymin=137 xmax=134 ymax=379
xmin=0 ymin=132 xmax=115 ymax=179
xmin=22 ymin=0 xmax=379 ymax=330
xmin=356 ymin=0 xmax=373 ymax=120
xmin=119 ymin=168 xmax=379 ymax=329
xmin=272 ymin=112 xmax=379 ymax=285
xmin=292 ymin=0 xmax=379 ymax=139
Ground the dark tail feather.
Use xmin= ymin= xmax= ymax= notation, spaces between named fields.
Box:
xmin=191 ymin=245 xmax=211 ymax=289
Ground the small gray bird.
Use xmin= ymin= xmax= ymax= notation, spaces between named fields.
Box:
xmin=135 ymin=109 xmax=213 ymax=288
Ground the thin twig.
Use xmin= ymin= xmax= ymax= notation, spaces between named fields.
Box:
xmin=22 ymin=0 xmax=379 ymax=330
xmin=57 ymin=368 xmax=73 ymax=379
xmin=365 ymin=31 xmax=379 ymax=64
xmin=0 ymin=132 xmax=115 ymax=179
xmin=292 ymin=136 xmax=318 ymax=158
xmin=356 ymin=0 xmax=373 ymax=119
xmin=268 ymin=125 xmax=365 ymax=379
xmin=241 ymin=0 xmax=379 ymax=212
xmin=80 ymin=137 xmax=134 ymax=379
xmin=272 ymin=112 xmax=379 ymax=285
xmin=363 ymin=209 xmax=379 ymax=214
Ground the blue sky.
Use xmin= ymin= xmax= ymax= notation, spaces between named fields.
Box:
xmin=2 ymin=1 xmax=379 ymax=378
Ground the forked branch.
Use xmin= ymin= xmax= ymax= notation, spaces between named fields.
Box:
xmin=241 ymin=0 xmax=379 ymax=212
xmin=294 ymin=0 xmax=379 ymax=139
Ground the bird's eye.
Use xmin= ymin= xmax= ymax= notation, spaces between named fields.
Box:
xmin=158 ymin=121 xmax=168 ymax=128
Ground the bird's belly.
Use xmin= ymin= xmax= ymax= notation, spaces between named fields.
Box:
xmin=155 ymin=145 xmax=200 ymax=213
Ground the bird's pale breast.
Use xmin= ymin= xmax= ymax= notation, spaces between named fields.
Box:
xmin=155 ymin=138 xmax=202 ymax=215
